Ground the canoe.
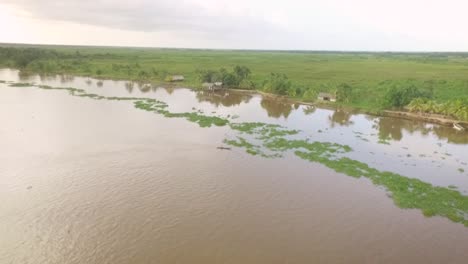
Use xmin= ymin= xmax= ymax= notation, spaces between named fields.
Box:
xmin=453 ymin=123 xmax=465 ymax=131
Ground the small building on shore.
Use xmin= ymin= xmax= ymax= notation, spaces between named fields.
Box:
xmin=202 ymin=82 xmax=223 ymax=91
xmin=318 ymin=92 xmax=336 ymax=102
xmin=168 ymin=75 xmax=185 ymax=82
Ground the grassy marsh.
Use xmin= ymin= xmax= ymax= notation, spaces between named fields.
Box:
xmin=1 ymin=44 xmax=468 ymax=114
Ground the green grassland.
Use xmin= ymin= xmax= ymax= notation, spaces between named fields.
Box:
xmin=1 ymin=43 xmax=468 ymax=114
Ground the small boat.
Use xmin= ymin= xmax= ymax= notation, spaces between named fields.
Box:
xmin=453 ymin=123 xmax=465 ymax=131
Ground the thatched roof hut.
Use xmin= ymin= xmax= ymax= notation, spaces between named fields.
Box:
xmin=169 ymin=75 xmax=185 ymax=82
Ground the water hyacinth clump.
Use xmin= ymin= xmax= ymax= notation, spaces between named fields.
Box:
xmin=134 ymin=100 xmax=229 ymax=128
xmin=230 ymin=122 xmax=299 ymax=138
xmin=9 ymin=82 xmax=33 ymax=87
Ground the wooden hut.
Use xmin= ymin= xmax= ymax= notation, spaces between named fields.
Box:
xmin=202 ymin=82 xmax=223 ymax=91
xmin=169 ymin=75 xmax=185 ymax=82
xmin=318 ymin=92 xmax=337 ymax=102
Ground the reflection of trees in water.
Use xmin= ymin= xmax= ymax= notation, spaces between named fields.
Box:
xmin=372 ymin=116 xmax=467 ymax=144
xmin=125 ymin=82 xmax=134 ymax=93
xmin=196 ymin=90 xmax=252 ymax=107
xmin=125 ymin=82 xmax=172 ymax=95
xmin=328 ymin=109 xmax=354 ymax=127
xmin=19 ymin=71 xmax=75 ymax=83
xmin=137 ymin=82 xmax=151 ymax=93
xmin=39 ymin=74 xmax=57 ymax=82
xmin=162 ymin=86 xmax=175 ymax=95
xmin=60 ymin=75 xmax=74 ymax=84
xmin=375 ymin=117 xmax=403 ymax=141
xmin=374 ymin=117 xmax=430 ymax=141
xmin=433 ymin=126 xmax=468 ymax=144
xmin=303 ymin=105 xmax=317 ymax=115
xmin=136 ymin=82 xmax=162 ymax=93
xmin=18 ymin=71 xmax=35 ymax=82
xmin=260 ymin=98 xmax=294 ymax=119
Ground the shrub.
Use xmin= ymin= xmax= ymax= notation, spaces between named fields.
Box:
xmin=336 ymin=83 xmax=353 ymax=103
xmin=262 ymin=73 xmax=291 ymax=95
xmin=384 ymin=84 xmax=432 ymax=107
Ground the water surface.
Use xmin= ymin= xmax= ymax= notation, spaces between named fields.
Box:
xmin=1 ymin=69 xmax=468 ymax=263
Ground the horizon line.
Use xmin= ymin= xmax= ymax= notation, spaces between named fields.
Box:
xmin=1 ymin=42 xmax=468 ymax=54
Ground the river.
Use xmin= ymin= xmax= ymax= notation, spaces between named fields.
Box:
xmin=1 ymin=69 xmax=467 ymax=263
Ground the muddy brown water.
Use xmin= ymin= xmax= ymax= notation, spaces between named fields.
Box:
xmin=1 ymin=69 xmax=468 ymax=264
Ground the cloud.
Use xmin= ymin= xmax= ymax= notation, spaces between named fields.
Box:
xmin=2 ymin=0 xmax=282 ymax=37
xmin=3 ymin=0 xmax=468 ymax=50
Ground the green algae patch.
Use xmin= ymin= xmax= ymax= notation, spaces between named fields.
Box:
xmin=230 ymin=122 xmax=299 ymax=139
xmin=134 ymin=100 xmax=167 ymax=112
xmin=134 ymin=100 xmax=228 ymax=128
xmin=9 ymin=82 xmax=33 ymax=87
xmin=75 ymin=93 xmax=106 ymax=100
xmin=224 ymin=137 xmax=262 ymax=156
xmin=265 ymin=138 xmax=352 ymax=154
xmin=223 ymin=137 xmax=281 ymax=158
xmin=163 ymin=111 xmax=229 ymax=128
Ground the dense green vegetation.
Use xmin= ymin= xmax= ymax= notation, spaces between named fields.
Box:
xmin=197 ymin=65 xmax=253 ymax=88
xmin=1 ymin=43 xmax=467 ymax=116
xmin=383 ymin=84 xmax=433 ymax=108
xmin=407 ymin=98 xmax=468 ymax=121
xmin=3 ymin=80 xmax=468 ymax=226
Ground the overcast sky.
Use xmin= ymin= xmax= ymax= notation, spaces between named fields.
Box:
xmin=1 ymin=0 xmax=467 ymax=51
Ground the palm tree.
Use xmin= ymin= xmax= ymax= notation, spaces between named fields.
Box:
xmin=449 ymin=100 xmax=464 ymax=119
xmin=455 ymin=106 xmax=468 ymax=121
xmin=439 ymin=102 xmax=451 ymax=117
xmin=407 ymin=98 xmax=425 ymax=113
xmin=423 ymin=100 xmax=438 ymax=114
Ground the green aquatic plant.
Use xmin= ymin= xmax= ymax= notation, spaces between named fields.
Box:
xmin=230 ymin=122 xmax=299 ymax=139
xmin=134 ymin=100 xmax=228 ymax=128
xmin=223 ymin=137 xmax=281 ymax=158
xmin=224 ymin=137 xmax=262 ymax=156
xmin=8 ymin=82 xmax=33 ymax=87
xmin=264 ymin=138 xmax=352 ymax=154
xmin=162 ymin=111 xmax=229 ymax=127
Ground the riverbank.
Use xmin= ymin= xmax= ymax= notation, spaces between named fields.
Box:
xmin=383 ymin=110 xmax=468 ymax=127
xmin=1 ymin=44 xmax=468 ymax=117
xmin=219 ymin=88 xmax=468 ymax=127
xmin=2 ymin=66 xmax=466 ymax=128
